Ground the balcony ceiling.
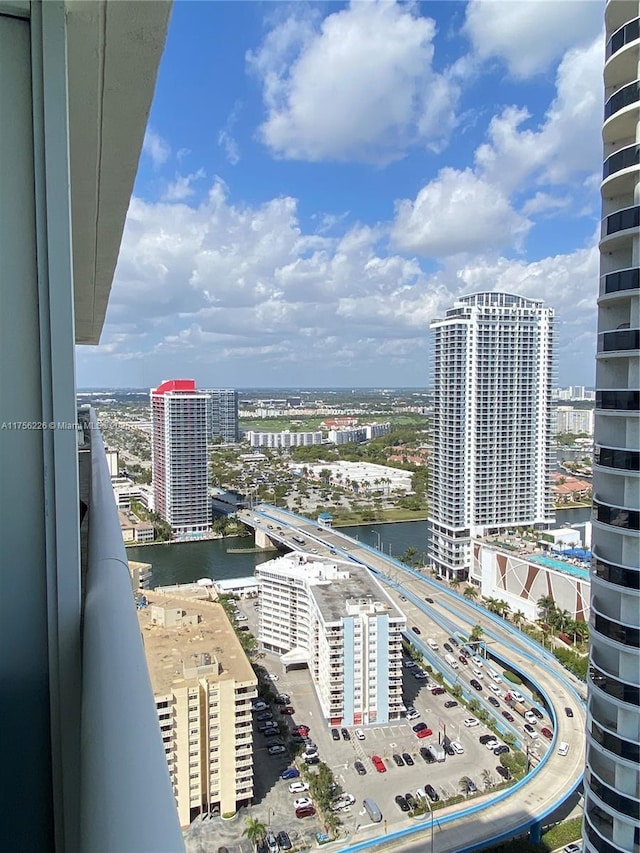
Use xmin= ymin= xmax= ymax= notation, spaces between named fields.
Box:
xmin=66 ymin=0 xmax=172 ymax=344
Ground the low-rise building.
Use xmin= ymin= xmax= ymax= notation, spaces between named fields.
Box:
xmin=246 ymin=430 xmax=323 ymax=448
xmin=256 ymin=554 xmax=405 ymax=726
xmin=138 ymin=593 xmax=257 ymax=826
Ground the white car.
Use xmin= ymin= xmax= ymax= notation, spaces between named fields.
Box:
xmin=489 ymin=683 xmax=501 ymax=694
xmin=511 ymin=690 xmax=525 ymax=703
xmin=269 ymin=673 xmax=279 ymax=682
xmin=472 ymin=669 xmax=484 ymax=679
xmin=294 ymin=797 xmax=313 ymax=809
xmin=252 ymin=701 xmax=268 ymax=711
xmin=471 ymin=656 xmax=484 ymax=667
xmin=331 ymin=793 xmax=355 ymax=811
xmin=404 ymin=660 xmax=417 ymax=668
xmin=524 ymin=711 xmax=537 ymax=724
xmin=450 ymin=740 xmax=464 ymax=754
xmin=415 ymin=788 xmax=427 ymax=801
xmin=355 ymin=728 xmax=366 ymax=740
xmin=485 ymin=740 xmax=500 ymax=751
xmin=463 ymin=717 xmax=479 ymax=727
xmin=558 ymin=741 xmax=570 ymax=756
xmin=288 ymin=781 xmax=309 ymax=794
xmin=405 ymin=709 xmax=420 ymax=721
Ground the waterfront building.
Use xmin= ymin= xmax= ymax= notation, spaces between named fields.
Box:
xmin=138 ymin=593 xmax=257 ymax=826
xmin=428 ymin=292 xmax=555 ymax=579
xmin=204 ymin=388 xmax=239 ymax=443
xmin=555 ymin=406 xmax=595 ymax=436
xmin=151 ymin=379 xmax=210 ymax=535
xmin=586 ymin=3 xmax=640 ymax=851
xmin=256 ymin=554 xmax=405 ymax=725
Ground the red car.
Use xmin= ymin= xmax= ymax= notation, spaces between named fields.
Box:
xmin=280 ymin=706 xmax=295 ymax=715
xmin=293 ymin=725 xmax=310 ymax=736
xmin=541 ymin=727 xmax=553 ymax=740
xmin=371 ymin=755 xmax=387 ymax=773
xmin=431 ymin=687 xmax=445 ymax=695
xmin=458 ymin=655 xmax=468 ymax=665
xmin=295 ymin=805 xmax=316 ymax=818
xmin=416 ymin=727 xmax=433 ymax=739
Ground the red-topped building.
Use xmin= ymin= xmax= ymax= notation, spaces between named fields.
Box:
xmin=151 ymin=379 xmax=210 ymax=535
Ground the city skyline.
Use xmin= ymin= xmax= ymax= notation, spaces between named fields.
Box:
xmin=76 ymin=0 xmax=605 ymax=390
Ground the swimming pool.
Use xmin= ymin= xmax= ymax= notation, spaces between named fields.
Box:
xmin=529 ymin=553 xmax=590 ymax=580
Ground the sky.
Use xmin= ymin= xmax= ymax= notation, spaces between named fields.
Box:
xmin=76 ymin=0 xmax=606 ymax=389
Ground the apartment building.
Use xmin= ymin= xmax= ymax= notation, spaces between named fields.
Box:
xmin=428 ymin=292 xmax=555 ymax=578
xmin=246 ymin=430 xmax=323 ymax=448
xmin=139 ymin=593 xmax=257 ymax=826
xmin=555 ymin=407 xmax=595 ymax=436
xmin=586 ymin=4 xmax=640 ymax=852
xmin=151 ymin=379 xmax=209 ymax=535
xmin=204 ymin=388 xmax=239 ymax=443
xmin=256 ymin=554 xmax=405 ymax=725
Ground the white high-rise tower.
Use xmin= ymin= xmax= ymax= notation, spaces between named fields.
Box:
xmin=585 ymin=3 xmax=640 ymax=851
xmin=428 ymin=292 xmax=554 ymax=578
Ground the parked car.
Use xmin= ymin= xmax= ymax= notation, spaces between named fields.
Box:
xmin=280 ymin=706 xmax=295 ymax=715
xmin=464 ymin=778 xmax=478 ymax=794
xmin=331 ymin=794 xmax=355 ymax=811
xmin=354 ymin=760 xmax=367 ymax=776
xmin=404 ymin=793 xmax=416 ymax=809
xmin=280 ymin=767 xmax=299 ymax=780
xmin=265 ymin=832 xmax=279 ymax=853
xmin=264 ymin=729 xmax=282 ymax=738
xmin=275 ymin=694 xmax=290 ymax=705
xmin=496 ymin=765 xmax=511 ymax=780
xmin=463 ymin=718 xmax=479 ymax=727
xmin=277 ymin=831 xmax=292 ymax=850
xmin=295 ymin=805 xmax=316 ymax=818
xmin=402 ymin=752 xmax=415 ymax=766
xmin=405 ymin=709 xmax=420 ymax=721
xmin=355 ymin=728 xmax=366 ymax=740
xmin=341 ymin=728 xmax=351 ymax=741
xmin=479 ymin=734 xmax=495 ymax=744
xmin=294 ymin=797 xmax=313 ymax=809
xmin=541 ymin=727 xmax=553 ymax=740
xmin=411 ymin=626 xmax=422 ymax=635
xmin=252 ymin=700 xmax=268 ymax=711
xmin=392 ymin=753 xmax=405 ymax=767
xmin=484 ymin=740 xmax=499 ymax=751
xmin=416 ymin=727 xmax=433 ymax=739
xmin=502 ymin=711 xmax=515 ymax=722
xmin=444 ymin=700 xmax=458 ymax=709
xmin=494 ymin=745 xmax=510 ymax=755
xmin=304 ymin=755 xmax=320 ymax=765
xmin=431 ymin=687 xmax=445 ymax=695
xmin=488 ymin=697 xmax=500 ymax=708
xmin=404 ymin=659 xmax=417 ymax=668
xmin=288 ymin=781 xmax=309 ymax=794
xmin=424 ymin=784 xmax=439 ymax=802
xmin=412 ymin=722 xmax=428 ymax=733
xmin=372 ymin=755 xmax=386 ymax=773
xmin=395 ymin=795 xmax=410 ymax=813
xmin=331 ymin=728 xmax=340 ymax=741
xmin=268 ymin=745 xmax=287 ymax=755
xmin=292 ymin=725 xmax=310 ymax=736
xmin=415 ymin=787 xmax=427 ymax=801
xmin=420 ymin=747 xmax=435 ymax=763
xmin=470 ymin=679 xmax=483 ymax=691
xmin=451 ymin=740 xmax=464 ymax=754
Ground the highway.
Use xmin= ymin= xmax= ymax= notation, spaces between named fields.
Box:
xmin=238 ymin=505 xmax=586 ymax=853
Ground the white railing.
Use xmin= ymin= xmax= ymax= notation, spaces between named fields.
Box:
xmin=80 ymin=408 xmax=184 ymax=851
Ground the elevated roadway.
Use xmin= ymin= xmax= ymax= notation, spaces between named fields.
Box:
xmin=238 ymin=505 xmax=586 ymax=853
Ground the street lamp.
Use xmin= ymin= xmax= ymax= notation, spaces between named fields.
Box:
xmin=425 ymin=798 xmax=435 ymax=853
xmin=267 ymin=807 xmax=274 ymax=827
xmin=370 ymin=529 xmax=382 ymax=550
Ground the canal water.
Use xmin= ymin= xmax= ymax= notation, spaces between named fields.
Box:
xmin=126 ymin=507 xmax=592 ymax=588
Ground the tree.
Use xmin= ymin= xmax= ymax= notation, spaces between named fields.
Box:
xmin=400 ymin=546 xmax=417 ymax=566
xmin=323 ymin=811 xmax=341 ymax=838
xmin=470 ymin=624 xmax=484 ymax=643
xmin=463 ymin=586 xmax=478 ymax=600
xmin=450 ymin=576 xmax=461 ymax=589
xmin=512 ymin=610 xmax=525 ymax=628
xmin=243 ymin=817 xmax=267 ymax=846
xmin=537 ymin=595 xmax=556 ymax=624
xmin=481 ymin=768 xmax=494 ymax=789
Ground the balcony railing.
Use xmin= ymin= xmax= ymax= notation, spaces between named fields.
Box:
xmin=80 ymin=408 xmax=184 ymax=851
xmin=606 ymin=16 xmax=639 ymax=59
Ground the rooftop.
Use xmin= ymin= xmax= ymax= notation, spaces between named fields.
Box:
xmin=257 ymin=554 xmax=403 ymax=623
xmin=478 ymin=528 xmax=591 ymax=580
xmin=138 ymin=591 xmax=256 ymax=695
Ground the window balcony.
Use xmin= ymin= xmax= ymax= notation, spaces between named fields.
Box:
xmin=597 ymin=329 xmax=640 ymax=354
xmin=601 ymin=267 xmax=640 ymax=299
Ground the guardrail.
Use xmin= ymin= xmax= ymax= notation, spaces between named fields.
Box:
xmin=80 ymin=408 xmax=184 ymax=852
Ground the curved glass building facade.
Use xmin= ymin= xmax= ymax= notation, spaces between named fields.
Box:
xmin=587 ymin=2 xmax=640 ymax=850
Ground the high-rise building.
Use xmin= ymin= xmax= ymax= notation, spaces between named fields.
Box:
xmin=586 ymin=4 xmax=640 ymax=851
xmin=138 ymin=593 xmax=257 ymax=826
xmin=151 ymin=379 xmax=210 ymax=535
xmin=204 ymin=388 xmax=239 ymax=443
xmin=256 ymin=554 xmax=405 ymax=725
xmin=428 ymin=292 xmax=555 ymax=578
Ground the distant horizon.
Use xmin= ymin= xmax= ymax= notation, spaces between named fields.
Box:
xmin=77 ymin=384 xmax=593 ymax=393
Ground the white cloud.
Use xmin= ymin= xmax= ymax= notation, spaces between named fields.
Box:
xmin=247 ymin=1 xmax=459 ymax=164
xmin=521 ymin=192 xmax=570 ymax=217
xmin=142 ymin=128 xmax=171 ymax=168
xmin=391 ymin=167 xmax=531 ymax=257
xmin=464 ymin=0 xmax=604 ymax=78
xmin=218 ymin=102 xmax=242 ymax=165
xmin=163 ymin=169 xmax=206 ymax=202
xmin=473 ymin=35 xmax=603 ymax=196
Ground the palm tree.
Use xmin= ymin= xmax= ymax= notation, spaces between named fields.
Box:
xmin=536 ymin=595 xmax=555 ymax=624
xmin=450 ymin=576 xmax=461 ymax=589
xmin=243 ymin=817 xmax=267 ymax=847
xmin=401 ymin=546 xmax=417 ymax=566
xmin=481 ymin=768 xmax=494 ymax=789
xmin=323 ymin=811 xmax=341 ymax=838
xmin=463 ymin=586 xmax=478 ymax=600
xmin=470 ymin=624 xmax=484 ymax=643
xmin=512 ymin=610 xmax=525 ymax=628
xmin=557 ymin=609 xmax=572 ymax=633
xmin=499 ymin=600 xmax=511 ymax=620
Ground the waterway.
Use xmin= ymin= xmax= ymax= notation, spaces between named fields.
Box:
xmin=126 ymin=507 xmax=592 ymax=588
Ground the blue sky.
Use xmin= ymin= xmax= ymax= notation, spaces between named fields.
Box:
xmin=76 ymin=0 xmax=605 ymax=389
